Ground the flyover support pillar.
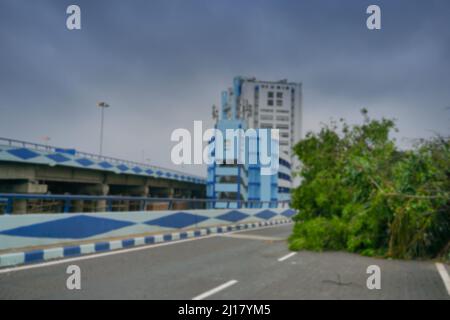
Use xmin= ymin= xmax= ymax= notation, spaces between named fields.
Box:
xmin=8 ymin=181 xmax=48 ymax=214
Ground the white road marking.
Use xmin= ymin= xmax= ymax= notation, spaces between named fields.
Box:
xmin=278 ymin=252 xmax=297 ymax=262
xmin=0 ymin=222 xmax=293 ymax=274
xmin=192 ymin=280 xmax=238 ymax=300
xmin=435 ymin=263 xmax=450 ymax=296
xmin=0 ymin=234 xmax=218 ymax=274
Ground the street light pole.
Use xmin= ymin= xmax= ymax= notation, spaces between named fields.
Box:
xmin=97 ymin=102 xmax=110 ymax=156
xmin=40 ymin=136 xmax=51 ymax=149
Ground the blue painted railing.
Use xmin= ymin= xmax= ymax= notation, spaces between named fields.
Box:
xmin=0 ymin=193 xmax=290 ymax=214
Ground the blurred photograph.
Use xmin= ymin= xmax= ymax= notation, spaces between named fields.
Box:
xmin=0 ymin=0 xmax=448 ymax=305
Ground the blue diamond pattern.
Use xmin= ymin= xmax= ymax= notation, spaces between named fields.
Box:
xmin=0 ymin=215 xmax=135 ymax=239
xmin=144 ymin=212 xmax=209 ymax=229
xmin=146 ymin=169 xmax=154 ymax=175
xmin=46 ymin=153 xmax=70 ymax=163
xmin=117 ymin=164 xmax=129 ymax=172
xmin=156 ymin=170 xmax=163 ymax=176
xmin=7 ymin=148 xmax=40 ymax=160
xmin=217 ymin=210 xmax=249 ymax=222
xmin=99 ymin=161 xmax=113 ymax=169
xmin=76 ymin=158 xmax=94 ymax=167
xmin=281 ymin=209 xmax=296 ymax=217
xmin=166 ymin=172 xmax=172 ymax=178
xmin=255 ymin=209 xmax=277 ymax=220
xmin=132 ymin=166 xmax=142 ymax=173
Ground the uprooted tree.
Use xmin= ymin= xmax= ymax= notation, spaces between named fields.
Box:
xmin=289 ymin=109 xmax=450 ymax=259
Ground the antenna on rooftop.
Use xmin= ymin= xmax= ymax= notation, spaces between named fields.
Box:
xmin=212 ymin=104 xmax=219 ymax=121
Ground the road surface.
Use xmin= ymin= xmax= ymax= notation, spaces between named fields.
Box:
xmin=0 ymin=224 xmax=448 ymax=300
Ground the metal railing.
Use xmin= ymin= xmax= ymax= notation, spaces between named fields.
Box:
xmin=0 ymin=193 xmax=290 ymax=215
xmin=0 ymin=137 xmax=206 ymax=182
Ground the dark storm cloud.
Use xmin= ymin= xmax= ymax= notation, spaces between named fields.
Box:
xmin=0 ymin=0 xmax=449 ymax=176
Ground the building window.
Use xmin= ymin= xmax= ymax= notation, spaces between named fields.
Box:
xmin=267 ymin=92 xmax=274 ymax=98
xmin=267 ymin=100 xmax=274 ymax=106
xmin=276 ymin=100 xmax=283 ymax=106
xmin=217 ymin=176 xmax=238 ymax=183
xmin=261 ymin=115 xmax=274 ymax=121
xmin=278 ymin=172 xmax=291 ymax=181
xmin=276 ymin=92 xmax=283 ymax=99
xmin=277 ymin=116 xmax=289 ymax=121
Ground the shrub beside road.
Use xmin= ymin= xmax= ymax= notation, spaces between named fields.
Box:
xmin=289 ymin=109 xmax=450 ymax=260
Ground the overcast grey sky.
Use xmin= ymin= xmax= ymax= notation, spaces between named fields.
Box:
xmin=0 ymin=0 xmax=449 ymax=176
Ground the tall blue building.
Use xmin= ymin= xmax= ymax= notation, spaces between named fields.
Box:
xmin=207 ymin=77 xmax=299 ymax=208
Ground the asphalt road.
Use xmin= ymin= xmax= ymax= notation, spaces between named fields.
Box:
xmin=0 ymin=224 xmax=448 ymax=300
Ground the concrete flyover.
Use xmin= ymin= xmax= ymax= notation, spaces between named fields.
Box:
xmin=0 ymin=224 xmax=449 ymax=300
xmin=0 ymin=138 xmax=205 ymax=213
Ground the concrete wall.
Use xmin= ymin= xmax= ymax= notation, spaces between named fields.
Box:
xmin=0 ymin=208 xmax=296 ymax=251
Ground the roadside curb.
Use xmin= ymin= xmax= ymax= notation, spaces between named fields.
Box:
xmin=0 ymin=219 xmax=292 ymax=268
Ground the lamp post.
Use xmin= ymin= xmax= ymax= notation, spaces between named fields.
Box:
xmin=40 ymin=136 xmax=51 ymax=149
xmin=97 ymin=102 xmax=110 ymax=156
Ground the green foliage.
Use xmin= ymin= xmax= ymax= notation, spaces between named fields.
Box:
xmin=289 ymin=216 xmax=347 ymax=251
xmin=289 ymin=110 xmax=450 ymax=259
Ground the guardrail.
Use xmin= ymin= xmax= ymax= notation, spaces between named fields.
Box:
xmin=0 ymin=193 xmax=290 ymax=214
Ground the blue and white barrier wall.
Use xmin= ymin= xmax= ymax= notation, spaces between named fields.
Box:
xmin=0 ymin=208 xmax=296 ymax=267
